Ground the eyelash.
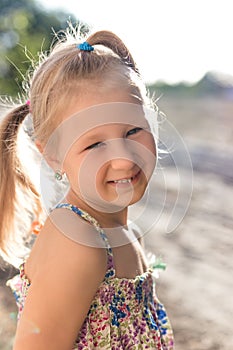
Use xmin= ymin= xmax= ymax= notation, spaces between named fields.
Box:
xmin=85 ymin=142 xmax=103 ymax=150
xmin=126 ymin=127 xmax=143 ymax=136
xmin=85 ymin=128 xmax=143 ymax=150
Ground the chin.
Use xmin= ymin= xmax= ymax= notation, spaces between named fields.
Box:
xmin=120 ymin=187 xmax=147 ymax=207
xmin=129 ymin=192 xmax=145 ymax=206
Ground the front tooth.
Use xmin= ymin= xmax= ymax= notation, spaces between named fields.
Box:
xmin=114 ymin=178 xmax=131 ymax=183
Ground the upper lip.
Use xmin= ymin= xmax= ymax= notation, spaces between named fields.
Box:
xmin=108 ymin=170 xmax=140 ymax=182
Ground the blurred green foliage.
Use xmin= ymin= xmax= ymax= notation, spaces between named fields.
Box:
xmin=0 ymin=0 xmax=89 ymax=96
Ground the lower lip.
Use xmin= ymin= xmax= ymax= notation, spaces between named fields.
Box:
xmin=107 ymin=170 xmax=141 ymax=187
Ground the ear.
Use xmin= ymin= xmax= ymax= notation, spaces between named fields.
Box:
xmin=35 ymin=139 xmax=62 ymax=172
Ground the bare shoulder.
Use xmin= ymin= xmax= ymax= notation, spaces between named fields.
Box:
xmin=15 ymin=209 xmax=107 ymax=349
xmin=27 ymin=208 xmax=107 ymax=282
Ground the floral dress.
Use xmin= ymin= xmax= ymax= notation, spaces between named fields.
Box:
xmin=7 ymin=204 xmax=174 ymax=349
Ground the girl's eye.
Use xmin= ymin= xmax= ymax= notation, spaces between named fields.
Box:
xmin=127 ymin=127 xmax=143 ymax=136
xmin=85 ymin=142 xmax=104 ymax=150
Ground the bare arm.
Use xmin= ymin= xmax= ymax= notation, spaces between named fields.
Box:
xmin=13 ymin=218 xmax=107 ymax=350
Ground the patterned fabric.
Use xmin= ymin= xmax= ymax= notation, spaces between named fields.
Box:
xmin=7 ymin=204 xmax=174 ymax=349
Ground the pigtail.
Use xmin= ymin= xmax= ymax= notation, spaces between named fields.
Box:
xmin=0 ymin=104 xmax=41 ymax=256
xmin=87 ymin=31 xmax=140 ymax=74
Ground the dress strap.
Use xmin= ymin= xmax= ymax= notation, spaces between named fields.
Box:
xmin=55 ymin=203 xmax=115 ymax=279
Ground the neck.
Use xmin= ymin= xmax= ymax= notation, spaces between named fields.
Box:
xmin=65 ymin=190 xmax=128 ymax=228
xmin=94 ymin=208 xmax=128 ymax=228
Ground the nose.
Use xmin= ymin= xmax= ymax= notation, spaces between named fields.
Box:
xmin=109 ymin=139 xmax=136 ymax=171
xmin=110 ymin=157 xmax=135 ymax=171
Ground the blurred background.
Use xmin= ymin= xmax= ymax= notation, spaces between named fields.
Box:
xmin=0 ymin=0 xmax=233 ymax=349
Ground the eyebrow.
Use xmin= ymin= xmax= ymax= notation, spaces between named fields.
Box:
xmin=83 ymin=132 xmax=105 ymax=142
xmin=79 ymin=123 xmax=142 ymax=145
xmin=76 ymin=131 xmax=107 ymax=149
xmin=81 ymin=126 xmax=115 ymax=143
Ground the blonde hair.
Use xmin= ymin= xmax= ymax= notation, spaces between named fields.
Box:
xmin=0 ymin=25 xmax=150 ymax=266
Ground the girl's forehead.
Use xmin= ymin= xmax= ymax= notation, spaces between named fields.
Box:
xmin=78 ymin=122 xmax=138 ymax=140
xmin=60 ymin=102 xmax=148 ymax=136
xmin=46 ymin=102 xmax=150 ymax=156
xmin=60 ymin=88 xmax=141 ymax=121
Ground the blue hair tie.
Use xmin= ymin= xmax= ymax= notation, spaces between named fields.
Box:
xmin=77 ymin=41 xmax=94 ymax=51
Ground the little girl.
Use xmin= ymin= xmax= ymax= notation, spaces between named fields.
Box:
xmin=0 ymin=26 xmax=174 ymax=349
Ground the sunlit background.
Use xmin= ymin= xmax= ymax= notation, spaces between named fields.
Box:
xmin=0 ymin=1 xmax=233 ymax=350
xmin=37 ymin=0 xmax=233 ymax=85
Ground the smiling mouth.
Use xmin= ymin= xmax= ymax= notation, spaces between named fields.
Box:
xmin=108 ymin=170 xmax=141 ymax=185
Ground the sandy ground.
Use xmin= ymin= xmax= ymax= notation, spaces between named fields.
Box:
xmin=144 ymin=169 xmax=233 ymax=350
xmin=0 ymin=94 xmax=233 ymax=349
xmin=144 ymin=94 xmax=233 ymax=350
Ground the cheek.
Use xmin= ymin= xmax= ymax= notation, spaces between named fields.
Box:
xmin=63 ymin=151 xmax=82 ymax=185
xmin=70 ymin=152 xmax=106 ymax=188
xmin=95 ymin=165 xmax=108 ymax=185
xmin=147 ymin=136 xmax=157 ymax=156
xmin=139 ymin=133 xmax=157 ymax=164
